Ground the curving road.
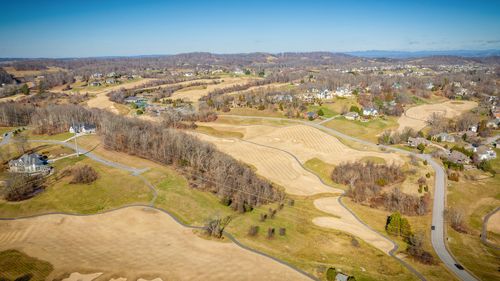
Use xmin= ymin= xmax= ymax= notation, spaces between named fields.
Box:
xmin=219 ymin=114 xmax=478 ymax=281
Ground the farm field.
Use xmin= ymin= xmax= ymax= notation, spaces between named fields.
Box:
xmin=0 ymin=206 xmax=311 ymax=281
xmin=397 ymin=100 xmax=477 ymax=131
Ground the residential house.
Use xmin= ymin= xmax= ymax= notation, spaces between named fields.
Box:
xmin=9 ymin=153 xmax=51 ymax=174
xmin=474 ymin=146 xmax=497 ymax=161
xmin=69 ymin=123 xmax=96 ymax=134
xmin=407 ymin=137 xmax=429 ymax=148
xmin=91 ymin=73 xmax=103 ymax=79
xmin=335 ymin=272 xmax=354 ymax=281
xmin=468 ymin=124 xmax=478 ymax=133
xmin=362 ymin=107 xmax=378 ymax=117
xmin=316 ymin=89 xmax=333 ymax=100
xmin=89 ymin=81 xmax=101 ymax=87
xmin=106 ymin=72 xmax=118 ymax=78
xmin=392 ymin=82 xmax=402 ymax=90
xmin=233 ymin=68 xmax=244 ymax=75
xmin=344 ymin=111 xmax=359 ymax=120
xmin=334 ymin=86 xmax=352 ymax=97
xmin=304 ymin=111 xmax=318 ymax=120
xmin=448 ymin=150 xmax=470 ymax=165
xmin=433 ymin=132 xmax=455 ymax=143
xmin=486 ymin=118 xmax=500 ymax=129
xmin=299 ymin=93 xmax=315 ymax=103
xmin=105 ymin=78 xmax=117 ymax=84
xmin=425 ymin=82 xmax=434 ymax=90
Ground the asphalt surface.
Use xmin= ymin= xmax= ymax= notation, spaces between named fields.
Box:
xmin=220 ymin=114 xmax=478 ymax=281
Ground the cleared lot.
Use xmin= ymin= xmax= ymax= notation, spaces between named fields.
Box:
xmin=0 ymin=206 xmax=310 ymax=281
xmin=398 ymin=100 xmax=477 ymax=131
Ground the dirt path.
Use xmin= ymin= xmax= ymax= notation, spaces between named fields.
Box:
xmin=397 ymin=100 xmax=477 ymax=131
xmin=0 ymin=206 xmax=311 ymax=281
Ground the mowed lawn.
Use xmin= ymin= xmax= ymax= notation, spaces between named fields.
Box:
xmin=0 ymin=156 xmax=153 ymax=217
xmin=446 ymin=150 xmax=500 ymax=281
xmin=323 ymin=116 xmax=399 ymax=143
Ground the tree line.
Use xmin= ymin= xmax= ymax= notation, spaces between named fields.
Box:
xmin=0 ymin=102 xmax=283 ymax=211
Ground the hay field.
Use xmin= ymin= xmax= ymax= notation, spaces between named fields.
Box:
xmin=194 ymin=133 xmax=342 ymax=196
xmin=398 ymin=100 xmax=477 ymax=131
xmin=313 ymin=197 xmax=394 ymax=254
xmin=0 ymin=206 xmax=310 ymax=281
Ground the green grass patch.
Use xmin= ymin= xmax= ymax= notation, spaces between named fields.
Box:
xmin=0 ymin=156 xmax=152 ymax=217
xmin=0 ymin=249 xmax=53 ymax=281
xmin=323 ymin=117 xmax=398 ymax=143
xmin=304 ymin=158 xmax=344 ymax=189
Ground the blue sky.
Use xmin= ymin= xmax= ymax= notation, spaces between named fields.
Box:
xmin=1 ymin=0 xmax=499 ymax=57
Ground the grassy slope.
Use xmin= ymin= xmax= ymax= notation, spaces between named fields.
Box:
xmin=323 ymin=117 xmax=398 ymax=143
xmin=446 ymin=149 xmax=500 ymax=281
xmin=224 ymin=107 xmax=285 ymax=118
xmin=0 ymin=249 xmax=53 ymax=281
xmin=0 ymin=156 xmax=152 ymax=216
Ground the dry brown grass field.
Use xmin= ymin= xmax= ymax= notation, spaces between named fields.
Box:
xmin=397 ymin=100 xmax=477 ymax=131
xmin=0 ymin=206 xmax=310 ymax=281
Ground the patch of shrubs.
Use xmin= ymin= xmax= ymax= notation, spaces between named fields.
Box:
xmin=61 ymin=165 xmax=99 ymax=184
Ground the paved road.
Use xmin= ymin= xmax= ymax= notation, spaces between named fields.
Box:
xmin=220 ymin=114 xmax=478 ymax=281
xmin=481 ymin=207 xmax=500 ymax=250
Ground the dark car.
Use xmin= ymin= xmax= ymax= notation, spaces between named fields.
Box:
xmin=455 ymin=263 xmax=464 ymax=270
xmin=431 ymin=225 xmax=435 ymax=230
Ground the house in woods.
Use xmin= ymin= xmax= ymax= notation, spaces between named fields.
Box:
xmin=105 ymin=78 xmax=117 ymax=84
xmin=468 ymin=124 xmax=478 ymax=133
xmin=448 ymin=150 xmax=471 ymax=165
xmin=474 ymin=146 xmax=497 ymax=161
xmin=486 ymin=118 xmax=500 ymax=129
xmin=425 ymin=82 xmax=434 ymax=90
xmin=362 ymin=107 xmax=378 ymax=117
xmin=89 ymin=81 xmax=101 ymax=87
xmin=69 ymin=123 xmax=96 ymax=134
xmin=344 ymin=111 xmax=359 ymax=120
xmin=433 ymin=132 xmax=455 ymax=143
xmin=9 ymin=153 xmax=51 ymax=174
xmin=407 ymin=137 xmax=429 ymax=148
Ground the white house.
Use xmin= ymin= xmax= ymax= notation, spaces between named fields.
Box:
xmin=468 ymin=124 xmax=478 ymax=133
xmin=362 ymin=107 xmax=378 ymax=116
xmin=334 ymin=86 xmax=352 ymax=97
xmin=344 ymin=111 xmax=359 ymax=120
xmin=433 ymin=132 xmax=455 ymax=143
xmin=316 ymin=89 xmax=333 ymax=100
xmin=69 ymin=123 xmax=96 ymax=134
xmin=475 ymin=146 xmax=497 ymax=161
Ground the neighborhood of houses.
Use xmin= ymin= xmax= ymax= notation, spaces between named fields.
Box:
xmin=87 ymin=72 xmax=141 ymax=87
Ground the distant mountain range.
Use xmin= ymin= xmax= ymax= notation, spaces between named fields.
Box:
xmin=345 ymin=49 xmax=500 ymax=58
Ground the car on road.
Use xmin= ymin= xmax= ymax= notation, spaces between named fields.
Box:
xmin=455 ymin=263 xmax=464 ymax=270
